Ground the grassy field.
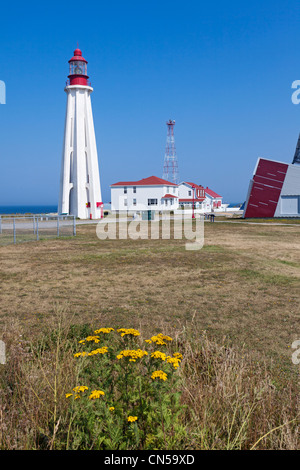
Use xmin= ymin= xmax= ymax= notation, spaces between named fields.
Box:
xmin=0 ymin=220 xmax=299 ymax=449
xmin=1 ymin=220 xmax=299 ymax=365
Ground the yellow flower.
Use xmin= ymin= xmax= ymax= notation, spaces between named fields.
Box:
xmin=166 ymin=356 xmax=180 ymax=369
xmin=88 ymin=347 xmax=108 ymax=356
xmin=151 ymin=370 xmax=168 ymax=381
xmin=151 ymin=351 xmax=167 ymax=361
xmin=89 ymin=390 xmax=105 ymax=400
xmin=109 ymin=406 xmax=115 ymax=412
xmin=85 ymin=335 xmax=101 ymax=343
xmin=65 ymin=393 xmax=73 ymax=398
xmin=117 ymin=349 xmax=148 ymax=361
xmin=173 ymin=352 xmax=183 ymax=360
xmin=73 ymin=385 xmax=88 ymax=393
xmin=73 ymin=351 xmax=88 ymax=358
xmin=94 ymin=327 xmax=114 ymax=334
xmin=117 ymin=328 xmax=140 ymax=337
xmin=148 ymin=333 xmax=172 ymax=345
xmin=145 ymin=339 xmax=152 ymax=344
xmin=127 ymin=416 xmax=138 ymax=422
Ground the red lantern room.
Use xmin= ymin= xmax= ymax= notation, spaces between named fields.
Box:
xmin=68 ymin=48 xmax=89 ymax=86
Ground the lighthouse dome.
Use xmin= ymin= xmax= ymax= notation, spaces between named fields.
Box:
xmin=68 ymin=48 xmax=88 ymax=64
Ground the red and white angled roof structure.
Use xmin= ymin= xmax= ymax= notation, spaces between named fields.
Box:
xmin=243 ymin=157 xmax=300 ymax=218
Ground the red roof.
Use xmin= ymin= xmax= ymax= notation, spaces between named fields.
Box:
xmin=68 ymin=48 xmax=88 ymax=63
xmin=162 ymin=193 xmax=177 ymax=199
xmin=111 ymin=176 xmax=177 ymax=187
xmin=184 ymin=181 xmax=205 ymax=190
xmin=205 ymin=187 xmax=222 ymax=198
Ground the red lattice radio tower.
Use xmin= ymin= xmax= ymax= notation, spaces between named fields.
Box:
xmin=163 ymin=119 xmax=179 ymax=184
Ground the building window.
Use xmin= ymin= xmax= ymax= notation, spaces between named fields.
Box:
xmin=133 ymin=198 xmax=136 ymax=205
xmin=188 ymin=190 xmax=191 ymax=196
xmin=133 ymin=186 xmax=136 ymax=193
xmin=124 ymin=187 xmax=127 ymax=194
xmin=124 ymin=198 xmax=127 ymax=206
xmin=148 ymin=198 xmax=158 ymax=206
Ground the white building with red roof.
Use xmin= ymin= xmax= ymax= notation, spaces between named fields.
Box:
xmin=110 ymin=176 xmax=223 ymax=214
xmin=204 ymin=187 xmax=223 ymax=210
xmin=110 ymin=176 xmax=179 ymax=211
xmin=178 ymin=182 xmax=206 ymax=208
xmin=178 ymin=182 xmax=223 ymax=211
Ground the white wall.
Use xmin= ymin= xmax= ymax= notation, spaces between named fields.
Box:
xmin=178 ymin=183 xmax=194 ymax=199
xmin=111 ymin=185 xmax=179 ymax=211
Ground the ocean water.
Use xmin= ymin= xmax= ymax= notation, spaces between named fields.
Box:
xmin=0 ymin=205 xmax=58 ymax=215
xmin=0 ymin=203 xmax=112 ymax=215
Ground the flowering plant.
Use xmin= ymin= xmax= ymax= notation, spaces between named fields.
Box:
xmin=64 ymin=326 xmax=185 ymax=449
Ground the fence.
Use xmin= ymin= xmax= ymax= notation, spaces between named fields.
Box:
xmin=0 ymin=214 xmax=76 ymax=246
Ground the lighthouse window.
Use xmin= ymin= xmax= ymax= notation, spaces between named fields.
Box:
xmin=70 ymin=61 xmax=86 ymax=75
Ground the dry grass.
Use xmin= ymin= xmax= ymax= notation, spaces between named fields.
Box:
xmin=0 ymin=220 xmax=299 ymax=449
xmin=0 ymin=221 xmax=299 ymax=366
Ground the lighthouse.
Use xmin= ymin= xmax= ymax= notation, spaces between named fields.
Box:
xmin=58 ymin=48 xmax=103 ymax=219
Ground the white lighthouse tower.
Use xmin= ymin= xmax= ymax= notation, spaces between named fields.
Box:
xmin=58 ymin=48 xmax=103 ymax=219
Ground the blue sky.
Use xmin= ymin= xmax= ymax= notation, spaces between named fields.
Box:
xmin=1 ymin=0 xmax=300 ymax=205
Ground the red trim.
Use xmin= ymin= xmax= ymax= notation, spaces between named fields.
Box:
xmin=96 ymin=202 xmax=103 ymax=207
xmin=68 ymin=75 xmax=89 ymax=86
xmin=162 ymin=193 xmax=177 ymax=199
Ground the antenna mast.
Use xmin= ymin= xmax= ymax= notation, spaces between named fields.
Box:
xmin=163 ymin=119 xmax=179 ymax=184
